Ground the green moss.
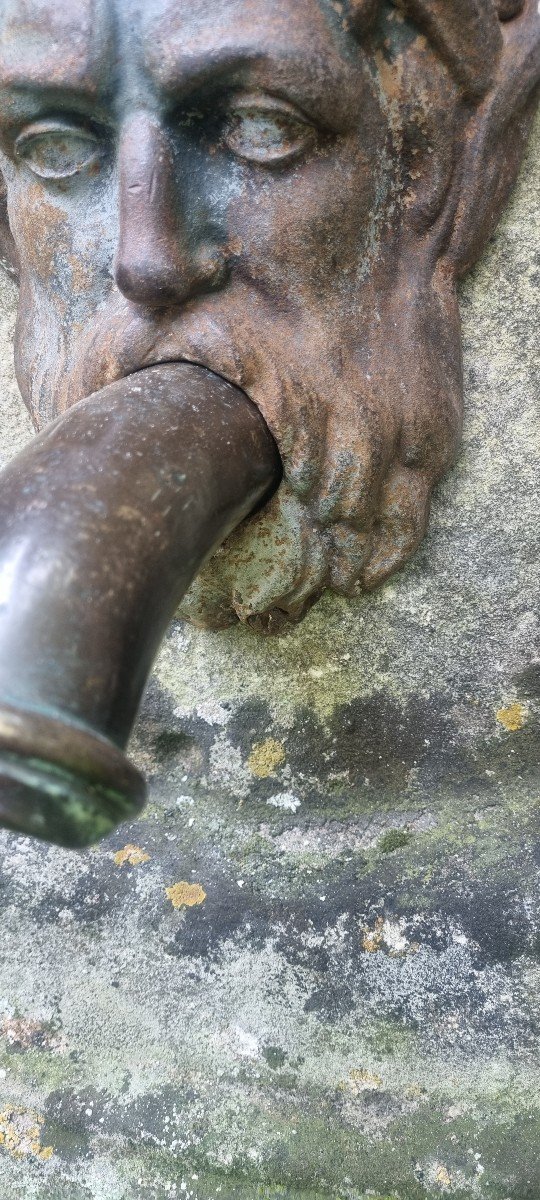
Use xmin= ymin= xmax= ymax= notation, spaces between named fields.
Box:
xmin=0 ymin=1047 xmax=80 ymax=1092
xmin=365 ymin=1018 xmax=418 ymax=1059
xmin=378 ymin=830 xmax=413 ymax=854
xmin=107 ymin=1091 xmax=540 ymax=1199
xmin=264 ymin=1045 xmax=288 ymax=1070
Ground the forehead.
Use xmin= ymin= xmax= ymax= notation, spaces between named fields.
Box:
xmin=138 ymin=0 xmax=351 ymax=72
xmin=0 ymin=0 xmax=113 ymax=92
xmin=0 ymin=0 xmax=358 ymax=100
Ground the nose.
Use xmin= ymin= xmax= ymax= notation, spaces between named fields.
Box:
xmin=114 ymin=113 xmax=226 ymax=309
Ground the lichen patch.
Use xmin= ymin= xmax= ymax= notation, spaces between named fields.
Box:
xmin=165 ymin=882 xmax=207 ymax=909
xmin=113 ymin=844 xmax=151 ymax=867
xmin=0 ymin=1107 xmax=53 ymax=1162
xmin=247 ymin=738 xmax=286 ymax=777
xmin=434 ymin=1164 xmax=452 ymax=1191
xmin=496 ymin=702 xmax=528 ymax=731
xmin=1 ymin=1017 xmax=66 ymax=1053
xmin=361 ymin=915 xmax=418 ymax=956
xmin=339 ymin=1068 xmax=383 ymax=1094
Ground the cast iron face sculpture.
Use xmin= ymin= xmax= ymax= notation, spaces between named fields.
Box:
xmin=1 ymin=0 xmax=538 ymax=630
xmin=0 ymin=0 xmax=537 ymax=846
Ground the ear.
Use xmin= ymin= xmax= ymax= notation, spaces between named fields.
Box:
xmin=0 ymin=172 xmax=20 ymax=284
xmin=447 ymin=0 xmax=540 ymax=275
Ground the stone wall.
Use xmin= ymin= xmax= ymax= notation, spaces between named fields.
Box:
xmin=0 ymin=113 xmax=538 ymax=1200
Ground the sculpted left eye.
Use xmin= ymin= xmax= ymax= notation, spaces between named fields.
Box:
xmin=15 ymin=124 xmax=100 ymax=180
xmin=223 ymin=100 xmax=315 ymax=164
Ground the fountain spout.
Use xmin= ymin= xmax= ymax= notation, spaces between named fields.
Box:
xmin=0 ymin=363 xmax=281 ymax=847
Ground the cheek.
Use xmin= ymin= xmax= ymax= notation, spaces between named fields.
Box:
xmin=229 ymin=139 xmax=388 ymax=303
xmin=8 ymin=179 xmax=114 ymax=319
xmin=9 ymin=182 xmax=70 ymax=282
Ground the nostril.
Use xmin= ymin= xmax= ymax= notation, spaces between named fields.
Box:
xmin=496 ymin=0 xmax=525 ymax=16
xmin=198 ymin=246 xmax=230 ymax=290
xmin=114 ymin=246 xmax=229 ymax=307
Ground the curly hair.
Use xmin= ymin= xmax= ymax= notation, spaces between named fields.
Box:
xmin=348 ymin=0 xmax=526 ymax=95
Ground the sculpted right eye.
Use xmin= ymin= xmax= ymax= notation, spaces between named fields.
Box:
xmin=14 ymin=122 xmax=101 ymax=181
xmin=221 ymin=94 xmax=317 ymax=166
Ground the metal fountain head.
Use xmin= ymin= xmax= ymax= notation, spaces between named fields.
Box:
xmin=0 ymin=0 xmax=537 ymax=845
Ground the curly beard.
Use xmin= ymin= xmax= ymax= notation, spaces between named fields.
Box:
xmin=177 ymin=265 xmax=463 ymax=632
xmin=13 ymin=239 xmax=463 ymax=635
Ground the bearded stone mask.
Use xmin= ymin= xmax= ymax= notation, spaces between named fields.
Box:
xmin=0 ymin=0 xmax=539 ymax=634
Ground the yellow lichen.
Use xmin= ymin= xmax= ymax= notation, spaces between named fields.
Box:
xmin=113 ymin=844 xmax=151 ymax=867
xmin=362 ymin=916 xmax=385 ymax=952
xmin=0 ymin=1107 xmax=53 ymax=1162
xmin=247 ymin=738 xmax=286 ymax=778
xmin=361 ymin=916 xmax=418 ymax=957
xmin=435 ymin=1164 xmax=452 ymax=1190
xmin=340 ymin=1068 xmax=383 ymax=1094
xmin=165 ymin=882 xmax=207 ymax=909
xmin=496 ymin=702 xmax=528 ymax=732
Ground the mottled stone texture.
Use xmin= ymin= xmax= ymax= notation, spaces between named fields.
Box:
xmin=0 ymin=113 xmax=538 ymax=1200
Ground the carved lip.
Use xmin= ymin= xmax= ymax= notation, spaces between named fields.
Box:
xmin=122 ymin=353 xmax=284 ymax=488
xmin=125 ymin=354 xmax=247 ymax=401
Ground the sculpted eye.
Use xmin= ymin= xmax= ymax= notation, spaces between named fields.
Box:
xmin=221 ymin=96 xmax=316 ymax=165
xmin=14 ymin=122 xmax=100 ymax=180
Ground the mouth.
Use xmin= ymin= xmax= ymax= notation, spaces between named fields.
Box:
xmin=127 ymin=353 xmax=248 ymax=407
xmin=125 ymin=355 xmax=284 ymax=521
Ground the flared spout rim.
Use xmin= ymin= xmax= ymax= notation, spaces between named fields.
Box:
xmin=0 ymin=703 xmax=146 ymax=848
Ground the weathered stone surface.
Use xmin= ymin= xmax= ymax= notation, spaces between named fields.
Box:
xmin=0 ymin=112 xmax=538 ymax=1200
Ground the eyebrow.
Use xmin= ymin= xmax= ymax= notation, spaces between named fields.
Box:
xmin=0 ymin=36 xmax=363 ymax=137
xmin=0 ymin=82 xmax=114 ymax=134
xmin=144 ymin=44 xmax=360 ymax=132
xmin=0 ymin=65 xmax=105 ymax=98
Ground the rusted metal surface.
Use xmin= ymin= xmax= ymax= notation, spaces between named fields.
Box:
xmin=0 ymin=364 xmax=280 ymax=845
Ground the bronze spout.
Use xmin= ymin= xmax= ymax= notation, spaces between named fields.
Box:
xmin=0 ymin=364 xmax=281 ymax=848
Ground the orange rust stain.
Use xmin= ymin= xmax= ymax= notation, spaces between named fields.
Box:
xmin=1 ymin=1018 xmax=65 ymax=1052
xmin=16 ymin=190 xmax=68 ymax=275
xmin=113 ymin=844 xmax=151 ymax=867
xmin=165 ymin=882 xmax=207 ymax=910
xmin=496 ymin=702 xmax=528 ymax=732
xmin=67 ymin=253 xmax=94 ymax=292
